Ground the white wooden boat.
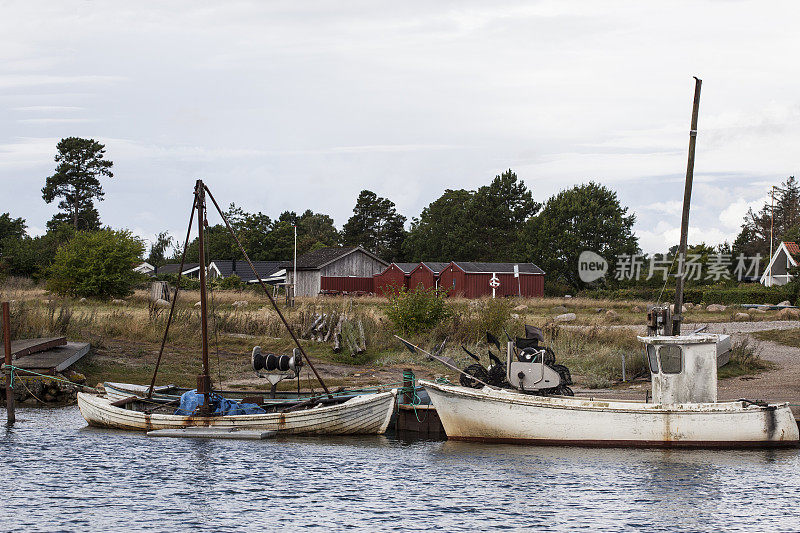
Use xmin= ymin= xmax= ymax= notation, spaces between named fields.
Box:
xmin=422 ymin=334 xmax=799 ymax=448
xmin=422 ymin=381 xmax=797 ymax=448
xmin=78 ymin=389 xmax=397 ymax=435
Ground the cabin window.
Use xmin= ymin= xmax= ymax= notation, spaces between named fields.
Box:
xmin=646 ymin=345 xmax=659 ymax=373
xmin=659 ymin=345 xmax=683 ymax=374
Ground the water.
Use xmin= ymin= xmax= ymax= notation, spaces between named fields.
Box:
xmin=2 ymin=407 xmax=799 ymax=532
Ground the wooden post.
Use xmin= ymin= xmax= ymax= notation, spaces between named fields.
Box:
xmin=402 ymin=368 xmax=413 ymax=405
xmin=3 ymin=302 xmax=15 ymax=424
xmin=195 ymin=180 xmax=212 ymax=415
xmin=672 ymin=77 xmax=702 ymax=335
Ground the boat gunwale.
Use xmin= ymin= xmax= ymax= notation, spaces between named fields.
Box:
xmin=420 ymin=380 xmax=791 ymax=415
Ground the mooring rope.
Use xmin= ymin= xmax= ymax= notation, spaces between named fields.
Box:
xmin=3 ymin=365 xmax=98 ymax=392
xmin=401 ymin=369 xmax=429 ymax=423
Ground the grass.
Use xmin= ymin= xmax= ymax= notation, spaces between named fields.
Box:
xmin=717 ymin=338 xmax=775 ymax=378
xmin=752 ymin=327 xmax=800 ymax=348
xmin=0 ymin=280 xmax=777 ymax=390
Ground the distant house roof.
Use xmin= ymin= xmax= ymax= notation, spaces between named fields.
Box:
xmin=155 ymin=263 xmax=199 ymax=275
xmin=785 ymin=241 xmax=800 ymax=258
xmin=391 ymin=263 xmax=418 ymax=274
xmin=418 ymin=262 xmax=450 ymax=275
xmin=290 ymin=246 xmax=388 ymax=270
xmin=451 ymin=262 xmax=545 ymax=275
xmin=210 ymin=260 xmax=288 ymax=282
xmin=134 ymin=262 xmax=155 ymax=274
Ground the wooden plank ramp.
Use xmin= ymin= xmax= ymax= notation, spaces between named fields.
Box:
xmin=13 ymin=342 xmax=90 ymax=373
xmin=10 ymin=337 xmax=66 ymax=360
xmin=147 ymin=428 xmax=277 ymax=439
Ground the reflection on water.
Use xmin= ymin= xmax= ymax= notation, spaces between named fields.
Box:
xmin=2 ymin=407 xmax=799 ymax=532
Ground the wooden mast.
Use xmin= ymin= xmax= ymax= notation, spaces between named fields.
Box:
xmin=195 ymin=180 xmax=212 ymax=415
xmin=672 ymin=77 xmax=702 ymax=335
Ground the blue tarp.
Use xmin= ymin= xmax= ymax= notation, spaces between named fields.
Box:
xmin=174 ymin=389 xmax=266 ymax=416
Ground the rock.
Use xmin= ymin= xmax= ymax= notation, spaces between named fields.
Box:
xmin=756 ymin=308 xmax=767 ymax=314
xmin=631 ymin=304 xmax=646 ymax=313
xmin=513 ymin=304 xmax=527 ymax=312
xmin=194 ymin=301 xmax=202 ymax=307
xmin=65 ymin=370 xmax=86 ymax=384
xmin=554 ymin=312 xmax=576 ymax=322
xmin=510 ymin=313 xmax=520 ymax=319
xmin=232 ymin=300 xmax=248 ymax=308
xmin=79 ymin=297 xmax=87 ymax=303
xmin=154 ymin=298 xmax=170 ymax=308
xmin=706 ymin=304 xmax=726 ymax=312
xmin=605 ymin=309 xmax=620 ymax=320
xmin=551 ymin=305 xmax=569 ymax=314
xmin=669 ymin=304 xmax=688 ymax=313
xmin=778 ymin=307 xmax=800 ymax=319
xmin=684 ymin=303 xmax=694 ymax=310
xmin=734 ymin=312 xmax=750 ymax=321
xmin=111 ymin=299 xmax=126 ymax=305
xmin=778 ymin=300 xmax=792 ymax=307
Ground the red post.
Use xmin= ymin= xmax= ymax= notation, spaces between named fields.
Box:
xmin=3 ymin=302 xmax=15 ymax=424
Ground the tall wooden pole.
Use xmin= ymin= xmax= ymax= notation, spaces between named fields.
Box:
xmin=672 ymin=77 xmax=702 ymax=335
xmin=195 ymin=180 xmax=212 ymax=415
xmin=769 ymin=187 xmax=775 ymax=286
xmin=3 ymin=302 xmax=15 ymax=424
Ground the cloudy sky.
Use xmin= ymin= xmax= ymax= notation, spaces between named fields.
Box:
xmin=1 ymin=1 xmax=798 ymax=254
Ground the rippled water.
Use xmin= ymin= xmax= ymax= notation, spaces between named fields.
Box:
xmin=2 ymin=407 xmax=799 ymax=532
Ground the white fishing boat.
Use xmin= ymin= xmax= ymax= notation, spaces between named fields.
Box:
xmin=78 ymin=390 xmax=396 ymax=435
xmin=414 ymin=78 xmax=799 ymax=449
xmin=78 ymin=180 xmax=398 ymax=437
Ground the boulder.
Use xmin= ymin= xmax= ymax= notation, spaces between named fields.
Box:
xmin=734 ymin=312 xmax=750 ymax=321
xmin=510 ymin=313 xmax=520 ymax=319
xmin=778 ymin=307 xmax=800 ymax=319
xmin=551 ymin=305 xmax=569 ymax=314
xmin=232 ymin=300 xmax=249 ymax=308
xmin=513 ymin=304 xmax=528 ymax=312
xmin=65 ymin=370 xmax=86 ymax=384
xmin=778 ymin=300 xmax=792 ymax=307
xmin=554 ymin=312 xmax=576 ymax=322
xmin=756 ymin=308 xmax=767 ymax=314
xmin=154 ymin=298 xmax=170 ymax=308
xmin=669 ymin=304 xmax=688 ymax=313
xmin=79 ymin=297 xmax=87 ymax=303
xmin=706 ymin=304 xmax=726 ymax=312
xmin=605 ymin=309 xmax=620 ymax=320
xmin=111 ymin=299 xmax=126 ymax=305
xmin=631 ymin=304 xmax=646 ymax=313
xmin=194 ymin=301 xmax=202 ymax=307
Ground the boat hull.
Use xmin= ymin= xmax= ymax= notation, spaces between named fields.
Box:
xmin=421 ymin=380 xmax=799 ymax=448
xmin=78 ymin=390 xmax=397 ymax=436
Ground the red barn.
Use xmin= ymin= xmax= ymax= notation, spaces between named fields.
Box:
xmin=438 ymin=262 xmax=544 ymax=298
xmin=407 ymin=262 xmax=450 ymax=291
xmin=373 ymin=263 xmax=416 ymax=295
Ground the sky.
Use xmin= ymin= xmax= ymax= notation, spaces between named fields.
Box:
xmin=1 ymin=0 xmax=798 ymax=254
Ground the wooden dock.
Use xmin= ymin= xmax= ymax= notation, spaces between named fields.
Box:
xmin=395 ymin=403 xmax=445 ymax=439
xmin=12 ymin=340 xmax=90 ymax=373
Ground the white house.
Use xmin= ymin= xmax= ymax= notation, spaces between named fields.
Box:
xmin=760 ymin=241 xmax=799 ymax=287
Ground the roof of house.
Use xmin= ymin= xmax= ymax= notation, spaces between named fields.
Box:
xmin=451 ymin=262 xmax=545 ymax=275
xmin=390 ymin=262 xmax=418 ymax=274
xmin=155 ymin=263 xmax=199 ymax=275
xmin=289 ymin=246 xmax=388 ymax=270
xmin=211 ymin=260 xmax=288 ymax=282
xmin=785 ymin=241 xmax=800 ymax=257
xmin=418 ymin=261 xmax=450 ymax=275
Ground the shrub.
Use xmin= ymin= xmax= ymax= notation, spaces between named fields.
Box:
xmin=385 ymin=286 xmax=452 ymax=333
xmin=218 ymin=274 xmax=245 ymax=290
xmin=47 ymin=229 xmax=145 ymax=299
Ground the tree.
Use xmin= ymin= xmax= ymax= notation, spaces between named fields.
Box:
xmin=732 ymin=176 xmax=800 ymax=261
xmin=0 ymin=225 xmax=75 ymax=281
xmin=467 ymin=169 xmax=540 ymax=261
xmin=42 ymin=137 xmax=113 ymax=231
xmin=342 ymin=190 xmax=407 ymax=261
xmin=524 ymin=182 xmax=638 ymax=289
xmin=47 ymin=229 xmax=145 ymax=298
xmin=296 ymin=210 xmax=339 ymax=254
xmin=146 ymin=231 xmax=174 ymax=267
xmin=403 ymin=189 xmax=475 ymax=261
xmin=0 ymin=213 xmax=26 ymax=242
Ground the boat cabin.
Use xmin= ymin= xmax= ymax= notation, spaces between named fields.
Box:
xmin=638 ymin=334 xmax=730 ymax=404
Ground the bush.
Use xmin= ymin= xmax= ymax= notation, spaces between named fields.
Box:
xmin=578 ymin=284 xmax=797 ymax=306
xmin=47 ymin=229 xmax=145 ymax=299
xmin=385 ymin=286 xmax=452 ymax=333
xmin=217 ymin=274 xmax=245 ymax=290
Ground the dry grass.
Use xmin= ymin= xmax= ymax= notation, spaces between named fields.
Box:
xmin=0 ymin=282 xmax=769 ymax=389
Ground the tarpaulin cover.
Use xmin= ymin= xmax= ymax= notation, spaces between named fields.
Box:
xmin=174 ymin=389 xmax=266 ymax=416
